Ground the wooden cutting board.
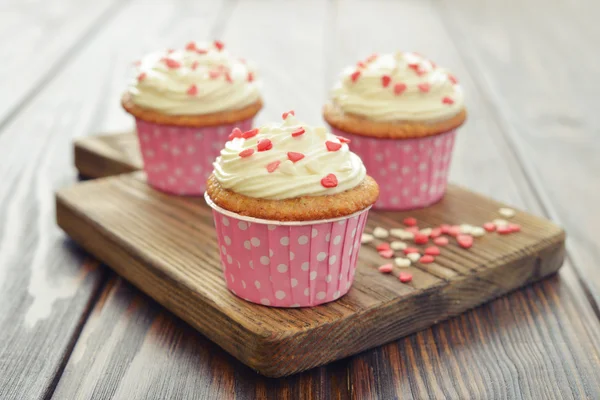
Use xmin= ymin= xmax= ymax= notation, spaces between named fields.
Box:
xmin=56 ymin=168 xmax=565 ymax=377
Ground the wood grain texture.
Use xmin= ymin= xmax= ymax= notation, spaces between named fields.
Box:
xmin=435 ymin=0 xmax=600 ymax=308
xmin=55 ymin=0 xmax=600 ymax=397
xmin=0 ymin=0 xmax=230 ymax=399
xmin=74 ymin=132 xmax=141 ymax=178
xmin=56 ymin=171 xmax=566 ymax=377
xmin=0 ymin=0 xmax=122 ymax=128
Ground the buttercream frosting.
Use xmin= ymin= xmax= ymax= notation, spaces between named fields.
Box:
xmin=213 ymin=112 xmax=367 ymax=200
xmin=128 ymin=41 xmax=260 ymax=115
xmin=330 ymin=52 xmax=464 ymax=122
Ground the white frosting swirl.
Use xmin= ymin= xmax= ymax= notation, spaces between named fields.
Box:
xmin=331 ymin=52 xmax=464 ymax=122
xmin=213 ymin=114 xmax=367 ymax=200
xmin=128 ymin=41 xmax=261 ymax=115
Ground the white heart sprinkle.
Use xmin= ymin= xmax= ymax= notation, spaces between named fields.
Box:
xmin=361 ymin=233 xmax=374 ymax=244
xmin=407 ymin=253 xmax=421 ymax=262
xmin=395 ymin=257 xmax=411 ymax=267
xmin=499 ymin=208 xmax=516 ymax=218
xmin=373 ymin=227 xmax=389 ymax=239
xmin=390 ymin=241 xmax=407 ymax=250
xmin=471 ymin=227 xmax=486 ymax=237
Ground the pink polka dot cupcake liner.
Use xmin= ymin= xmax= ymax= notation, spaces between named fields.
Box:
xmin=205 ymin=193 xmax=371 ymax=307
xmin=330 ymin=127 xmax=456 ymax=210
xmin=135 ymin=118 xmax=253 ymax=196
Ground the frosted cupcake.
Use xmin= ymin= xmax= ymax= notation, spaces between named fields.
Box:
xmin=122 ymin=40 xmax=262 ymax=196
xmin=323 ymin=52 xmax=466 ymax=210
xmin=205 ymin=111 xmax=379 ymax=307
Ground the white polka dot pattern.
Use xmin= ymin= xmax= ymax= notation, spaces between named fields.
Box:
xmin=210 ymin=206 xmax=370 ymax=307
xmin=330 ymin=127 xmax=456 ymax=210
xmin=135 ymin=118 xmax=253 ymax=195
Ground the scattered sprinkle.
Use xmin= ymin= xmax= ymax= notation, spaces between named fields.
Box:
xmin=291 ymin=127 xmax=305 ymax=137
xmin=228 ymin=128 xmax=243 ymax=141
xmin=430 ymin=228 xmax=442 ymax=238
xmin=509 ymin=223 xmax=521 ymax=232
xmin=497 ymin=226 xmax=512 ymax=234
xmin=448 ymin=226 xmax=461 ymax=237
xmin=326 ymin=141 xmax=342 ymax=152
xmin=357 ymin=61 xmax=366 ymax=69
xmin=321 ymin=174 xmax=338 ymax=188
xmin=350 ymin=70 xmax=361 ymax=82
xmin=287 ymin=152 xmax=304 ymax=163
xmin=361 ymin=234 xmax=374 ymax=244
xmin=403 ymin=217 xmax=417 ymax=227
xmin=196 ymin=48 xmax=208 ymax=55
xmin=257 ymin=138 xmax=273 ymax=152
xmin=448 ymin=74 xmax=458 ymax=84
xmin=266 ymin=160 xmax=281 ymax=173
xmin=282 ymin=110 xmax=295 ymax=119
xmin=440 ymin=224 xmax=452 ymax=234
xmin=405 ymin=226 xmax=420 ymax=234
xmin=442 ymin=97 xmax=455 ymax=105
xmin=420 ymin=228 xmax=433 ymax=236
xmin=214 ymin=40 xmax=224 ymax=51
xmin=493 ymin=219 xmax=509 ymax=227
xmin=209 ymin=70 xmax=220 ymax=79
xmin=459 ymin=224 xmax=474 ymax=234
xmin=381 ymin=75 xmax=391 ymax=88
xmin=185 ymin=41 xmax=196 ymax=51
xmin=373 ymin=227 xmax=389 ymax=239
xmin=433 ymin=237 xmax=449 ymax=246
xmin=399 ymin=272 xmax=413 ymax=283
xmin=391 ymin=229 xmax=414 ymax=240
xmin=225 ymin=72 xmax=233 ymax=83
xmin=336 ymin=136 xmax=351 ymax=143
xmin=394 ymin=83 xmax=407 ymax=95
xmin=407 ymin=253 xmax=421 ymax=262
xmin=483 ymin=222 xmax=496 ymax=232
xmin=164 ymin=58 xmax=181 ymax=69
xmin=137 ymin=72 xmax=147 ymax=82
xmin=242 ymin=128 xmax=259 ymax=139
xmin=499 ymin=208 xmax=516 ymax=218
xmin=379 ymin=264 xmax=394 ymax=273
xmin=376 ymin=243 xmax=391 ymax=252
xmin=457 ymin=234 xmax=474 ymax=249
xmin=471 ymin=227 xmax=486 ymax=237
xmin=418 ymin=83 xmax=431 ymax=93
xmin=191 ymin=61 xmax=199 ymax=70
xmin=420 ymin=255 xmax=435 ymax=264
xmin=414 ymin=233 xmax=429 ymax=245
xmin=186 ymin=84 xmax=198 ymax=96
xmin=239 ymin=148 xmax=254 ymax=158
xmin=395 ymin=258 xmax=411 ymax=267
xmin=247 ymin=72 xmax=254 ymax=82
xmin=424 ymin=246 xmax=440 ymax=256
xmin=403 ymin=247 xmax=420 ymax=255
xmin=379 ymin=249 xmax=394 ymax=259
xmin=390 ymin=241 xmax=407 ymax=251
xmin=366 ymin=53 xmax=378 ymax=63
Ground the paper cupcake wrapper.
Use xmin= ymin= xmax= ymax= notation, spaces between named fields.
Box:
xmin=331 ymin=127 xmax=456 ymax=211
xmin=135 ymin=118 xmax=253 ymax=196
xmin=205 ymin=193 xmax=370 ymax=307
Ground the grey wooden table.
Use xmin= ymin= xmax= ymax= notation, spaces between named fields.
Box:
xmin=1 ymin=0 xmax=599 ymax=399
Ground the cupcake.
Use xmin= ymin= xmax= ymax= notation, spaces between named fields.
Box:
xmin=323 ymin=51 xmax=466 ymax=210
xmin=122 ymin=40 xmax=263 ymax=196
xmin=205 ymin=111 xmax=379 ymax=307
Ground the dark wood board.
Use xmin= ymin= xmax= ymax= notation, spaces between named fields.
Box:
xmin=56 ymin=172 xmax=565 ymax=377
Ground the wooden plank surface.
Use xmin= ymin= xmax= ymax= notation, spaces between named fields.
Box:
xmin=0 ymin=0 xmax=122 ymax=128
xmin=436 ymin=0 xmax=600 ymax=308
xmin=56 ymin=172 xmax=566 ymax=376
xmin=54 ymin=0 xmax=600 ymax=397
xmin=0 ymin=0 xmax=597 ymax=397
xmin=0 ymin=0 xmax=229 ymax=399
